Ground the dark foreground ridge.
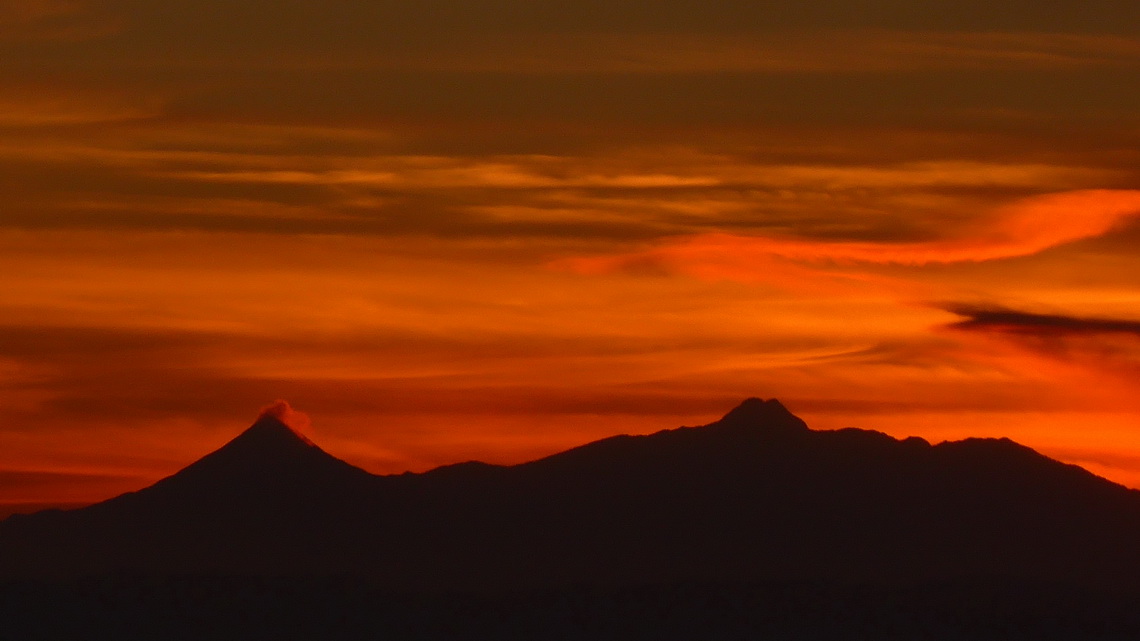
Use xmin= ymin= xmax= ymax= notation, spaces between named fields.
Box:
xmin=4 ymin=398 xmax=1140 ymax=639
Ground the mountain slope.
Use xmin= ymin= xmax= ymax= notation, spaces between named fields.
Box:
xmin=0 ymin=414 xmax=380 ymax=577
xmin=2 ymin=398 xmax=1140 ymax=589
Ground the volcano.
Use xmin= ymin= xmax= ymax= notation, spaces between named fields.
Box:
xmin=3 ymin=398 xmax=1140 ymax=590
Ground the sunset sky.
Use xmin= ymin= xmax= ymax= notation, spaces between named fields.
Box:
xmin=3 ymin=0 xmax=1140 ymax=514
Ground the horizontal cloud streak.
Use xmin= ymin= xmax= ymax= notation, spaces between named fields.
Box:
xmin=939 ymin=304 xmax=1140 ymax=390
xmin=0 ymin=468 xmax=142 ymax=490
xmin=561 ymin=190 xmax=1140 ymax=279
xmin=944 ymin=305 xmax=1140 ymax=336
xmin=373 ymin=31 xmax=1140 ymax=74
xmin=1 ymin=122 xmax=1124 ymax=242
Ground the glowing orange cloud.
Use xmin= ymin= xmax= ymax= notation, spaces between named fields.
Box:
xmin=561 ymin=190 xmax=1140 ymax=280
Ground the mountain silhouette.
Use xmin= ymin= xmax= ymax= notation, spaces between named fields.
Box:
xmin=140 ymin=412 xmax=374 ymax=500
xmin=3 ymin=398 xmax=1140 ymax=591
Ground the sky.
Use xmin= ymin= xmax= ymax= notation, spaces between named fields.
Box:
xmin=2 ymin=0 xmax=1140 ymax=514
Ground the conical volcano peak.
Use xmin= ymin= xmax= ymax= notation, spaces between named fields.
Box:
xmin=201 ymin=400 xmax=320 ymax=456
xmin=149 ymin=402 xmax=370 ymax=492
xmin=197 ymin=410 xmax=327 ymax=470
xmin=714 ymin=398 xmax=809 ymax=434
xmin=236 ymin=413 xmax=317 ymax=448
xmin=216 ymin=400 xmax=325 ymax=458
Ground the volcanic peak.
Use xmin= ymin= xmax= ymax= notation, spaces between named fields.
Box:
xmin=236 ymin=413 xmax=318 ymax=448
xmin=149 ymin=411 xmax=373 ymax=495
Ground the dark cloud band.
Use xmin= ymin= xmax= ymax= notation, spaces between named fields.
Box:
xmin=944 ymin=304 xmax=1140 ymax=336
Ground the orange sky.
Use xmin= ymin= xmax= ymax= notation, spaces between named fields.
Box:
xmin=2 ymin=0 xmax=1140 ymax=514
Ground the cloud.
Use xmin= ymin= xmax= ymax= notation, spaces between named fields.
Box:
xmin=0 ymin=89 xmax=161 ymax=127
xmin=942 ymin=305 xmax=1140 ymax=336
xmin=0 ymin=468 xmax=148 ymax=508
xmin=377 ymin=31 xmax=1140 ymax=75
xmin=940 ymin=303 xmax=1140 ymax=382
xmin=257 ymin=400 xmax=313 ymax=436
xmin=560 ymin=190 xmax=1140 ymax=282
xmin=13 ymin=3 xmax=1140 ymax=72
xmin=0 ymin=468 xmax=141 ymax=490
xmin=157 ymin=157 xmax=1108 ymax=192
xmin=5 ymin=122 xmax=1118 ymax=242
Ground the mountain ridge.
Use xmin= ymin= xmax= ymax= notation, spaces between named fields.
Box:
xmin=3 ymin=397 xmax=1140 ymax=590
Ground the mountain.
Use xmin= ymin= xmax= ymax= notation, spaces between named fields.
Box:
xmin=3 ymin=398 xmax=1140 ymax=591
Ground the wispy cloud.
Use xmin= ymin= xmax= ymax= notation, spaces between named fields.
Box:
xmin=1 ymin=122 xmax=1123 ymax=242
xmin=561 ymin=190 xmax=1140 ymax=284
xmin=0 ymin=89 xmax=160 ymax=126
